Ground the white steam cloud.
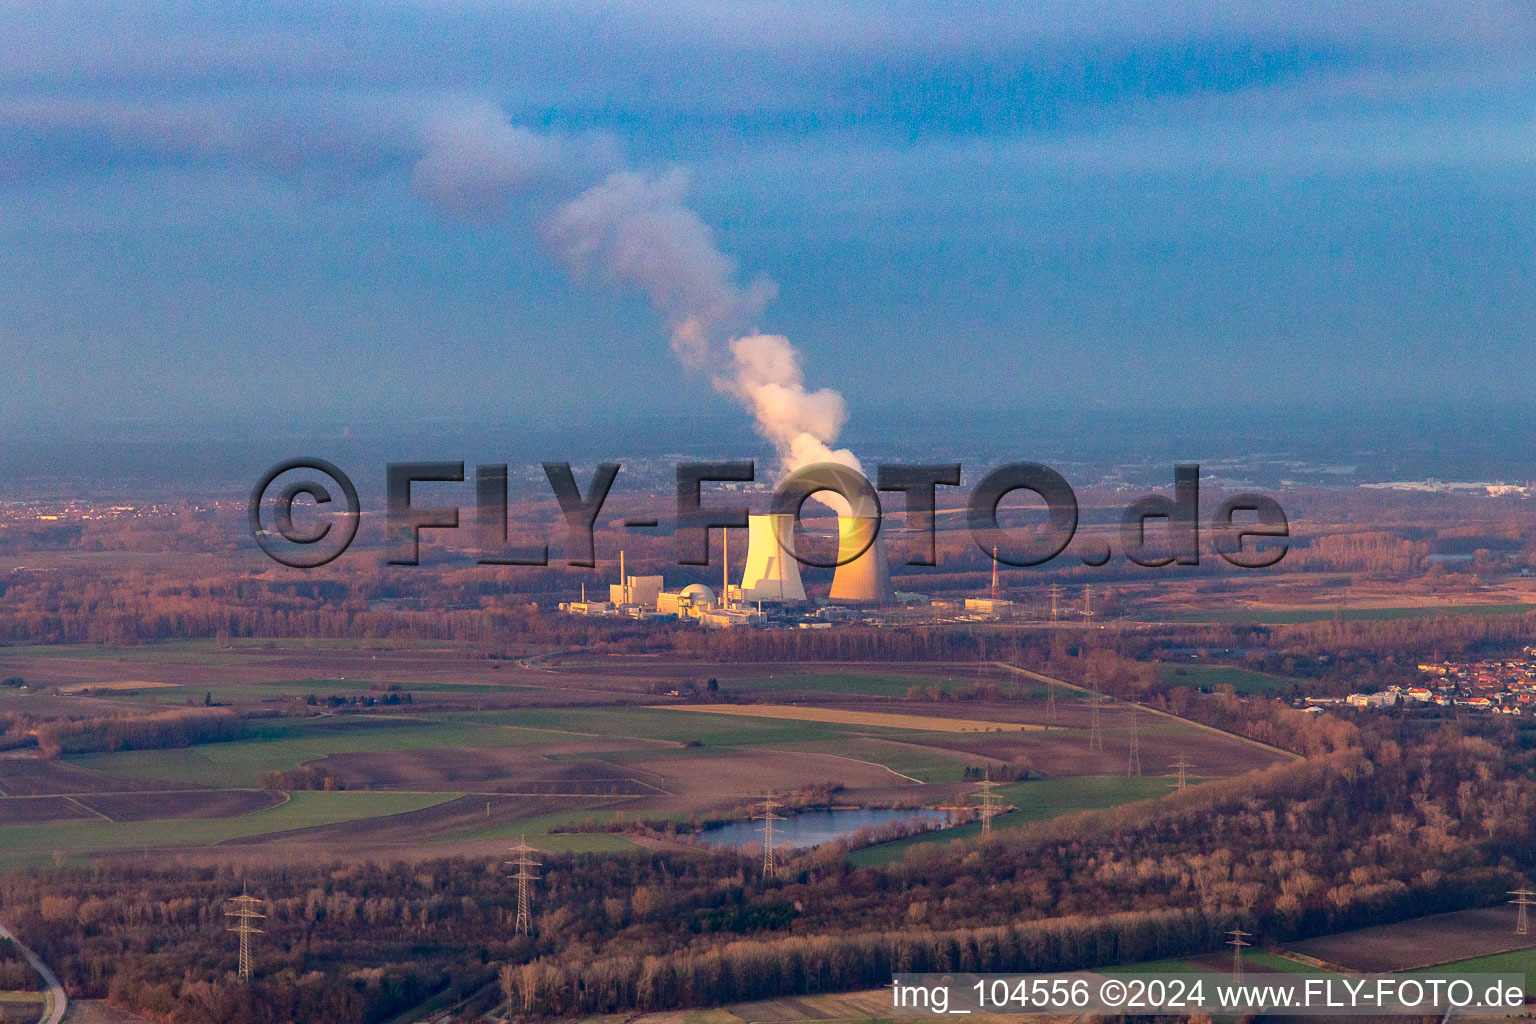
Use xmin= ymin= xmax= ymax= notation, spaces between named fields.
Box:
xmin=545 ymin=168 xmax=858 ymax=493
xmin=410 ymin=102 xmax=562 ymax=220
xmin=545 ymin=167 xmax=776 ymax=368
xmin=720 ymin=333 xmax=862 ymax=477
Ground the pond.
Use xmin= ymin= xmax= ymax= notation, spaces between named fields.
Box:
xmin=700 ymin=807 xmax=954 ymax=850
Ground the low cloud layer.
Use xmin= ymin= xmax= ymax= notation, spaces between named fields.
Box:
xmin=0 ymin=88 xmax=862 ymax=487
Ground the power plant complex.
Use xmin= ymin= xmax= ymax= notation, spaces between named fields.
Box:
xmin=560 ymin=511 xmax=897 ymax=626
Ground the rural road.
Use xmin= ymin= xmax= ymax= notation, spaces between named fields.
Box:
xmin=0 ymin=920 xmax=66 ymax=1024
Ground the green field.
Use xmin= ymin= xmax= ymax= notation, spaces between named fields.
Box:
xmin=1100 ymin=948 xmax=1310 ymax=977
xmin=449 ymin=706 xmax=909 ymax=747
xmin=1406 ymin=947 xmax=1536 ymax=975
xmin=1159 ymin=664 xmax=1295 ymax=695
xmin=1098 ymin=956 xmax=1210 ymax=976
xmin=72 ymin=716 xmax=574 ymax=788
xmin=0 ymin=791 xmax=455 ymax=857
xmin=0 ymin=638 xmax=473 ymax=658
xmin=724 ymin=670 xmax=1063 ymax=701
xmin=850 ymin=775 xmax=1179 ymax=867
xmin=780 ymin=736 xmax=978 ymax=783
xmin=436 ymin=806 xmax=651 ymax=851
xmin=727 ymin=672 xmax=969 ymax=697
xmin=1244 ymin=950 xmax=1326 ymax=974
xmin=76 ymin=677 xmax=541 ymax=706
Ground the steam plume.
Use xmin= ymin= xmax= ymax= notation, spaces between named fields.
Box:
xmin=410 ymin=102 xmax=561 ymax=219
xmin=546 ymin=169 xmax=858 ymax=495
xmin=545 ymin=167 xmax=776 ymax=368
xmin=721 ymin=333 xmax=862 ymax=478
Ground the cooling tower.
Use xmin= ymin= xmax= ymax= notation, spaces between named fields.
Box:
xmin=738 ymin=513 xmax=807 ymax=603
xmin=828 ymin=516 xmax=895 ymax=604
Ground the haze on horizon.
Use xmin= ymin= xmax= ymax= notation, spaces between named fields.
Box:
xmin=1 ymin=1 xmax=1535 ymax=450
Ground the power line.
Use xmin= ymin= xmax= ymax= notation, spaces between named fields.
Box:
xmin=1227 ymin=927 xmax=1251 ymax=978
xmin=1088 ymin=691 xmax=1104 ymax=752
xmin=1126 ymin=705 xmax=1142 ymax=777
xmin=225 ymin=885 xmax=265 ymax=982
xmin=506 ymin=837 xmax=541 ymax=937
xmin=755 ymin=796 xmax=786 ymax=878
xmin=1510 ymin=888 xmax=1535 ymax=936
xmin=975 ymin=769 xmax=1002 ymax=835
xmin=1169 ymin=755 xmax=1194 ymax=794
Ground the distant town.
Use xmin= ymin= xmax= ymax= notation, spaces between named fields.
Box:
xmin=1307 ymin=649 xmax=1536 ymax=715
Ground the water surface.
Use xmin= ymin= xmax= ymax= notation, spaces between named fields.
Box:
xmin=701 ymin=807 xmax=952 ymax=850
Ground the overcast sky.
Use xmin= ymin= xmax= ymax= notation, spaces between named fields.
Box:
xmin=2 ymin=1 xmax=1535 ymax=443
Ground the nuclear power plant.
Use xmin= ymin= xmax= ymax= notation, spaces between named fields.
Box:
xmin=560 ymin=506 xmax=910 ymax=626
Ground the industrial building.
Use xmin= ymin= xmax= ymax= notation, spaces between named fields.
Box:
xmin=559 ymin=599 xmax=614 ymax=616
xmin=610 ymin=574 xmax=664 ymax=608
xmin=656 ymin=583 xmax=716 ymax=616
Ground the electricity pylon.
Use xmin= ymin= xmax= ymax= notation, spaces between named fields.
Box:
xmin=225 ymin=885 xmax=265 ymax=982
xmin=1169 ymin=755 xmax=1193 ymax=794
xmin=1510 ymin=888 xmax=1535 ymax=935
xmin=755 ymin=796 xmax=785 ymax=877
xmin=506 ymin=837 xmax=541 ymax=936
xmin=1228 ymin=927 xmax=1251 ymax=978
xmin=1048 ymin=584 xmax=1062 ymax=621
xmin=1126 ymin=705 xmax=1142 ymax=777
xmin=975 ymin=769 xmax=1002 ymax=834
xmin=1088 ymin=691 xmax=1104 ymax=752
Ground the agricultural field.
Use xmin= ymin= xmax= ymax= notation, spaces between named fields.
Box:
xmin=0 ymin=646 xmax=1290 ymax=866
xmin=1281 ymin=907 xmax=1535 ymax=972
xmin=0 ymin=993 xmax=45 ymax=1024
xmin=1158 ymin=664 xmax=1296 ymax=695
xmin=653 ymin=703 xmax=1045 ymax=733
xmin=0 ymin=791 xmax=455 ymax=860
xmin=778 ymin=736 xmax=977 ymax=783
xmin=848 ymin=775 xmax=1190 ymax=867
xmin=1406 ymin=946 xmax=1536 ymax=975
xmin=663 ymin=992 xmax=1081 ymax=1024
